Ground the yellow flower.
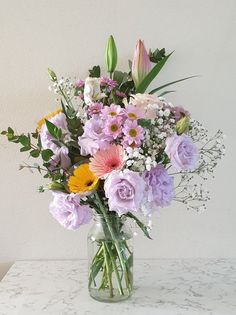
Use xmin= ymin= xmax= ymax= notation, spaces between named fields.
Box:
xmin=37 ymin=109 xmax=62 ymax=130
xmin=67 ymin=164 xmax=99 ymax=194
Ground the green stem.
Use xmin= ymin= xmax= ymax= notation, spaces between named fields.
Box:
xmin=94 ymin=192 xmax=131 ymax=292
xmin=103 ymin=242 xmax=114 ymax=297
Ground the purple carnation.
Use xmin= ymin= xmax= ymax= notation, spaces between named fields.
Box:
xmin=78 ymin=116 xmax=111 ymax=156
xmin=165 ymin=134 xmax=199 ymax=171
xmin=104 ymin=170 xmax=145 ymax=216
xmin=40 ymin=112 xmax=71 ymax=169
xmin=143 ymin=165 xmax=174 ymax=211
xmin=49 ymin=192 xmax=92 ymax=230
xmin=170 ymin=106 xmax=190 ymax=121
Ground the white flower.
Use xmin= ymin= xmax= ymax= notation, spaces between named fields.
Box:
xmin=84 ymin=77 xmax=106 ymax=105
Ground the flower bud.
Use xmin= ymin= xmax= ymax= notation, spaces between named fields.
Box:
xmin=132 ymin=40 xmax=151 ymax=88
xmin=48 ymin=68 xmax=57 ymax=82
xmin=104 ymin=35 xmax=118 ymax=73
xmin=48 ymin=182 xmax=65 ymax=192
xmin=176 ymin=116 xmax=189 ymax=134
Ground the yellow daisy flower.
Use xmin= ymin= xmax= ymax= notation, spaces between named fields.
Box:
xmin=37 ymin=108 xmax=62 ymax=130
xmin=67 ymin=164 xmax=99 ymax=194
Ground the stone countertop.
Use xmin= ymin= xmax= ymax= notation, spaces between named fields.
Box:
xmin=0 ymin=259 xmax=236 ymax=315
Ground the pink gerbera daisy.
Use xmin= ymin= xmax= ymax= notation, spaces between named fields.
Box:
xmin=89 ymin=145 xmax=124 ymax=179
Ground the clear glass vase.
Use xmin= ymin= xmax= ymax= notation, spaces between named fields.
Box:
xmin=87 ymin=213 xmax=133 ymax=302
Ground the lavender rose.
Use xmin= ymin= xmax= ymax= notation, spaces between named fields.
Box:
xmin=78 ymin=116 xmax=111 ymax=156
xmin=165 ymin=134 xmax=199 ymax=171
xmin=142 ymin=165 xmax=174 ymax=214
xmin=104 ymin=170 xmax=145 ymax=216
xmin=49 ymin=192 xmax=92 ymax=230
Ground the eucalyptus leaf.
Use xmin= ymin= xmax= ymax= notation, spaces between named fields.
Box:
xmin=20 ymin=146 xmax=31 ymax=152
xmin=41 ymin=149 xmax=54 ymax=161
xmin=30 ymin=149 xmax=40 ymax=158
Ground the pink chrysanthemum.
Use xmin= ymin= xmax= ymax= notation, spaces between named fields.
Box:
xmin=124 ymin=104 xmax=144 ymax=120
xmin=87 ymin=102 xmax=104 ymax=116
xmin=104 ymin=117 xmax=122 ymax=139
xmin=100 ymin=77 xmax=118 ymax=90
xmin=101 ymin=104 xmax=123 ymax=118
xmin=89 ymin=145 xmax=124 ymax=179
xmin=74 ymin=79 xmax=85 ymax=88
xmin=116 ymin=91 xmax=127 ymax=99
xmin=122 ymin=120 xmax=144 ymax=147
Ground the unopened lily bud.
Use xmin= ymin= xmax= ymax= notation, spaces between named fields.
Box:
xmin=104 ymin=35 xmax=118 ymax=73
xmin=132 ymin=40 xmax=151 ymax=88
xmin=48 ymin=68 xmax=57 ymax=82
xmin=176 ymin=116 xmax=189 ymax=134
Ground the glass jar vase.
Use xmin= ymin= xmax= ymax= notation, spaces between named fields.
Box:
xmin=87 ymin=213 xmax=133 ymax=302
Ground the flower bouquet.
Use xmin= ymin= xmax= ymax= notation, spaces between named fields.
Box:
xmin=1 ymin=36 xmax=225 ymax=302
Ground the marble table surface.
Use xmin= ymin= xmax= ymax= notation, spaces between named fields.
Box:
xmin=0 ymin=259 xmax=236 ymax=315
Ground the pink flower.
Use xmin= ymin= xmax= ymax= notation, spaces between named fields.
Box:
xmin=74 ymin=79 xmax=85 ymax=88
xmin=131 ymin=40 xmax=151 ymax=88
xmin=124 ymin=104 xmax=143 ymax=120
xmin=101 ymin=104 xmax=123 ymax=118
xmin=116 ymin=91 xmax=127 ymax=98
xmin=104 ymin=117 xmax=123 ymax=139
xmin=89 ymin=145 xmax=124 ymax=179
xmin=100 ymin=77 xmax=118 ymax=90
xmin=87 ymin=102 xmax=104 ymax=117
xmin=122 ymin=120 xmax=144 ymax=147
xmin=130 ymin=93 xmax=163 ymax=119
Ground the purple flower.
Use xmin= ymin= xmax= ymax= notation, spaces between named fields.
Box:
xmin=48 ymin=146 xmax=71 ymax=171
xmin=116 ymin=91 xmax=127 ymax=98
xmin=170 ymin=106 xmax=190 ymax=121
xmin=122 ymin=120 xmax=144 ymax=147
xmin=165 ymin=134 xmax=199 ymax=171
xmin=40 ymin=113 xmax=71 ymax=169
xmin=74 ymin=79 xmax=85 ymax=89
xmin=49 ymin=192 xmax=92 ymax=230
xmin=40 ymin=112 xmax=70 ymax=154
xmin=87 ymin=102 xmax=104 ymax=117
xmin=78 ymin=117 xmax=111 ymax=156
xmin=143 ymin=165 xmax=174 ymax=212
xmin=100 ymin=77 xmax=118 ymax=90
xmin=104 ymin=170 xmax=145 ymax=216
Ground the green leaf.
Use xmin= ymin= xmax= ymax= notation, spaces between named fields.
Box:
xmin=149 ymin=75 xmax=198 ymax=94
xmin=20 ymin=146 xmax=31 ymax=152
xmin=137 ymin=118 xmax=152 ymax=128
xmin=19 ymin=135 xmax=30 ymax=146
xmin=89 ymin=65 xmax=101 ymax=78
xmin=45 ymin=120 xmax=62 ymax=140
xmin=41 ymin=149 xmax=54 ymax=161
xmin=136 ymin=52 xmax=173 ymax=93
xmin=113 ymin=71 xmax=128 ymax=87
xmin=126 ymin=212 xmax=152 ymax=240
xmin=30 ymin=149 xmax=40 ymax=158
xmin=158 ymin=90 xmax=176 ymax=97
xmin=1 ymin=130 xmax=7 ymax=135
xmin=7 ymin=127 xmax=14 ymax=135
xmin=149 ymin=47 xmax=166 ymax=63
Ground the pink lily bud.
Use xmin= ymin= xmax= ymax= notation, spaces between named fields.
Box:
xmin=132 ymin=40 xmax=151 ymax=88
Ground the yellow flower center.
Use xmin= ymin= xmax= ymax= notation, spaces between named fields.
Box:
xmin=110 ymin=124 xmax=118 ymax=132
xmin=128 ymin=112 xmax=137 ymax=119
xmin=109 ymin=111 xmax=117 ymax=116
xmin=129 ymin=128 xmax=137 ymax=137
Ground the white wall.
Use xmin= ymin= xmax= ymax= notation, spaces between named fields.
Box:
xmin=1 ymin=0 xmax=236 ymax=279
